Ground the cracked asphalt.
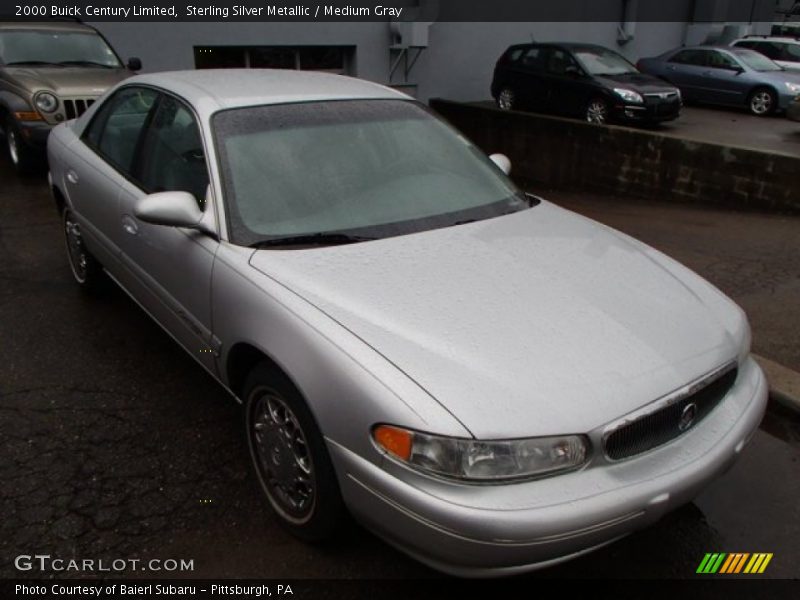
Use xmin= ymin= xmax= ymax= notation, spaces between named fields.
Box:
xmin=1 ymin=149 xmax=798 ymax=580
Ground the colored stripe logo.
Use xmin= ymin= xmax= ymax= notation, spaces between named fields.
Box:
xmin=697 ymin=553 xmax=773 ymax=574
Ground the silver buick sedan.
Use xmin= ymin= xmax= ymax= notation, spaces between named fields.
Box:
xmin=48 ymin=70 xmax=767 ymax=576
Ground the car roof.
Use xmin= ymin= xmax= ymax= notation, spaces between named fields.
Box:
xmin=0 ymin=20 xmax=96 ymax=33
xmin=127 ymin=69 xmax=408 ymax=113
xmin=733 ymin=36 xmax=800 ymax=43
xmin=507 ymin=42 xmax=611 ymax=52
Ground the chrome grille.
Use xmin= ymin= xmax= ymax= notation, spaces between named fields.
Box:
xmin=604 ymin=364 xmax=738 ymax=461
xmin=62 ymin=98 xmax=96 ymax=120
xmin=644 ymin=92 xmax=679 ymax=100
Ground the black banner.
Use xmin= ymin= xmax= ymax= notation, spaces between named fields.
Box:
xmin=0 ymin=0 xmax=785 ymax=22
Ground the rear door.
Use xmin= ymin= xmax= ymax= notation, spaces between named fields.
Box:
xmin=542 ymin=47 xmax=590 ymax=117
xmin=65 ymin=86 xmax=158 ymax=274
xmin=499 ymin=46 xmax=549 ymax=111
xmin=662 ymin=49 xmax=708 ymax=100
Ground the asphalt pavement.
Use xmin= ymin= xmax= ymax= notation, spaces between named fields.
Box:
xmin=0 ymin=153 xmax=798 ymax=580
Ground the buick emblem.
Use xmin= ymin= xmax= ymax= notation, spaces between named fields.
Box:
xmin=679 ymin=403 xmax=698 ymax=432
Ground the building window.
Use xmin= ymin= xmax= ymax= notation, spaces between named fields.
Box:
xmin=194 ymin=46 xmax=354 ymax=74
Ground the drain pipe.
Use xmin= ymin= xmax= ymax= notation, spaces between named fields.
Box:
xmin=617 ymin=0 xmax=638 ymax=45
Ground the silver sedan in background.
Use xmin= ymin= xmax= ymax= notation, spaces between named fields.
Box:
xmin=47 ymin=70 xmax=767 ymax=576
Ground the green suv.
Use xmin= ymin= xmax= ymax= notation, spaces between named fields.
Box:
xmin=0 ymin=20 xmax=139 ymax=173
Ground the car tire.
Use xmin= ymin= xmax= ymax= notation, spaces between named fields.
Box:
xmin=63 ymin=207 xmax=104 ymax=292
xmin=748 ymin=87 xmax=776 ymax=116
xmin=4 ymin=116 xmax=38 ymax=174
xmin=586 ymin=98 xmax=610 ymax=124
xmin=496 ymin=88 xmax=517 ymax=111
xmin=244 ymin=361 xmax=345 ymax=542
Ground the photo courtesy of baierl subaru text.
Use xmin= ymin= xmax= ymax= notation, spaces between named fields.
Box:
xmin=1 ymin=1 xmax=798 ymax=598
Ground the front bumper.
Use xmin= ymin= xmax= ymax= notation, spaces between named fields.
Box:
xmin=614 ymin=98 xmax=682 ymax=123
xmin=787 ymin=98 xmax=800 ymax=122
xmin=328 ymin=357 xmax=767 ymax=576
xmin=15 ymin=120 xmax=52 ymax=150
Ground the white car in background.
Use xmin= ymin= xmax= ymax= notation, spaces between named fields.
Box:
xmin=732 ymin=36 xmax=800 ymax=71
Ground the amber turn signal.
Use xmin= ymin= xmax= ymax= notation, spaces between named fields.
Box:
xmin=373 ymin=425 xmax=413 ymax=460
xmin=14 ymin=111 xmax=43 ymax=122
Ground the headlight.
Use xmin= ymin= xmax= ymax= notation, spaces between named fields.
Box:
xmin=373 ymin=425 xmax=589 ymax=482
xmin=613 ymin=88 xmax=644 ymax=104
xmin=34 ymin=92 xmax=58 ymax=113
xmin=674 ymin=88 xmax=682 ymax=101
xmin=784 ymin=82 xmax=800 ymax=94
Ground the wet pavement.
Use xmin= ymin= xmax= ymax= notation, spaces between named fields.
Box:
xmin=1 ymin=152 xmax=798 ymax=580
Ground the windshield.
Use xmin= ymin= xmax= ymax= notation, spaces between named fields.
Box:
xmin=213 ymin=100 xmax=531 ymax=246
xmin=733 ymin=49 xmax=782 ymax=72
xmin=0 ymin=30 xmax=121 ymax=67
xmin=574 ymin=48 xmax=637 ymax=75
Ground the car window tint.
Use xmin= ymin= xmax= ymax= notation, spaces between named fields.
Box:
xmin=752 ymin=42 xmax=781 ymax=60
xmin=85 ymin=87 xmax=157 ymax=174
xmin=707 ymin=51 xmax=740 ymax=69
xmin=520 ymin=47 xmax=544 ymax=70
xmin=782 ymin=44 xmax=800 ymax=61
xmin=136 ymin=96 xmax=209 ymax=208
xmin=507 ymin=48 xmax=524 ymax=62
xmin=669 ymin=49 xmax=706 ymax=66
xmin=545 ymin=49 xmax=578 ymax=75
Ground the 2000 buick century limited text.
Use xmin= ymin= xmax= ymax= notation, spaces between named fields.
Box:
xmin=47 ymin=69 xmax=767 ymax=576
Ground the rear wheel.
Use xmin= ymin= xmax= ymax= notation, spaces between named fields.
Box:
xmin=497 ymin=88 xmax=516 ymax=111
xmin=4 ymin=116 xmax=38 ymax=174
xmin=244 ymin=361 xmax=345 ymax=542
xmin=63 ymin=207 xmax=103 ymax=292
xmin=748 ymin=87 xmax=776 ymax=116
xmin=586 ymin=98 xmax=610 ymax=124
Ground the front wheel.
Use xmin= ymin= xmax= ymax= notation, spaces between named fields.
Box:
xmin=748 ymin=88 xmax=776 ymax=116
xmin=496 ymin=88 xmax=516 ymax=111
xmin=585 ymin=98 xmax=610 ymax=124
xmin=244 ymin=362 xmax=345 ymax=542
xmin=4 ymin=116 xmax=38 ymax=174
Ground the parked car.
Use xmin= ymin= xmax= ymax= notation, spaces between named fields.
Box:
xmin=731 ymin=35 xmax=800 ymax=72
xmin=788 ymin=94 xmax=800 ymax=121
xmin=491 ymin=43 xmax=682 ymax=125
xmin=48 ymin=70 xmax=767 ymax=576
xmin=638 ymin=45 xmax=800 ymax=116
xmin=0 ymin=20 xmax=139 ymax=173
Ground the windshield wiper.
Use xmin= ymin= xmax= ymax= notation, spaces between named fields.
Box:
xmin=5 ymin=60 xmax=64 ymax=67
xmin=250 ymin=232 xmax=376 ymax=248
xmin=58 ymin=60 xmax=114 ymax=68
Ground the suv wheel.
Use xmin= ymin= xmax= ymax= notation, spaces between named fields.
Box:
xmin=748 ymin=88 xmax=775 ymax=116
xmin=497 ymin=88 xmax=516 ymax=111
xmin=4 ymin=116 xmax=38 ymax=174
xmin=244 ymin=361 xmax=345 ymax=542
xmin=586 ymin=98 xmax=610 ymax=124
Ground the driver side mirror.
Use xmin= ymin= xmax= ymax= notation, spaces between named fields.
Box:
xmin=127 ymin=57 xmax=142 ymax=71
xmin=489 ymin=153 xmax=512 ymax=175
xmin=565 ymin=65 xmax=583 ymax=78
xmin=134 ymin=191 xmax=210 ymax=233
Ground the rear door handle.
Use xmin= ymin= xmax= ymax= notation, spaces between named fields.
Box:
xmin=122 ymin=215 xmax=138 ymax=236
xmin=66 ymin=169 xmax=79 ymax=185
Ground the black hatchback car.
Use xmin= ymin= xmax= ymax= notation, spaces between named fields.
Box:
xmin=491 ymin=43 xmax=682 ymax=124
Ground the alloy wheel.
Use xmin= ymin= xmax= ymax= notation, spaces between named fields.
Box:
xmin=250 ymin=389 xmax=316 ymax=522
xmin=586 ymin=99 xmax=608 ymax=124
xmin=497 ymin=88 xmax=515 ymax=110
xmin=64 ymin=211 xmax=88 ymax=283
xmin=750 ymin=91 xmax=773 ymax=115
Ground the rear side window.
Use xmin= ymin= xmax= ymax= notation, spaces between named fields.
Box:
xmin=83 ymin=87 xmax=158 ymax=175
xmin=669 ymin=49 xmax=707 ymax=66
xmin=781 ymin=44 xmax=800 ymax=61
xmin=520 ymin=47 xmax=544 ymax=70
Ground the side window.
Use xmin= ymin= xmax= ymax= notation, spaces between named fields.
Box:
xmin=707 ymin=51 xmax=740 ymax=70
xmin=754 ymin=42 xmax=781 ymax=60
xmin=520 ymin=47 xmax=544 ymax=71
xmin=83 ymin=87 xmax=158 ymax=175
xmin=669 ymin=49 xmax=706 ymax=66
xmin=136 ymin=96 xmax=209 ymax=208
xmin=507 ymin=48 xmax=524 ymax=62
xmin=781 ymin=44 xmax=800 ymax=62
xmin=545 ymin=49 xmax=578 ymax=75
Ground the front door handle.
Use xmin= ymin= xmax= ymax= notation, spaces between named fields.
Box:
xmin=122 ymin=215 xmax=138 ymax=236
xmin=66 ymin=169 xmax=79 ymax=185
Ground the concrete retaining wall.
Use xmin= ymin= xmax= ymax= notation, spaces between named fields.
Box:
xmin=429 ymin=99 xmax=800 ymax=214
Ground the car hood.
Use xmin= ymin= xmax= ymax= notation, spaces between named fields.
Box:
xmin=594 ymin=72 xmax=678 ymax=94
xmin=756 ymin=69 xmax=800 ymax=86
xmin=3 ymin=67 xmax=129 ymax=97
xmin=249 ymin=202 xmax=743 ymax=439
